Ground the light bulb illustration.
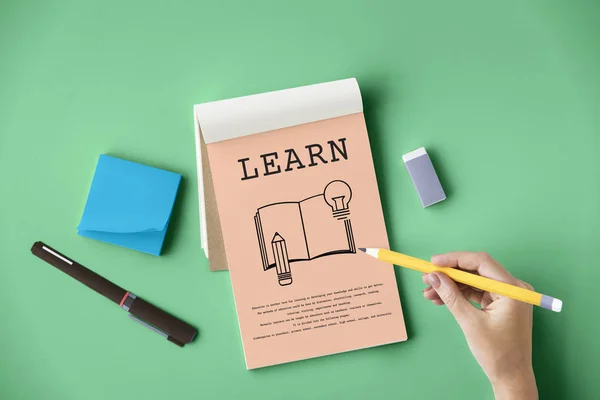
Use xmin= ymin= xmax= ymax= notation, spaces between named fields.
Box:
xmin=323 ymin=180 xmax=352 ymax=220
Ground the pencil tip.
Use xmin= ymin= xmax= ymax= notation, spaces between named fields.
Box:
xmin=358 ymin=248 xmax=366 ymax=253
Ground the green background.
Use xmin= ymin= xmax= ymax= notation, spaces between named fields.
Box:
xmin=1 ymin=1 xmax=598 ymax=399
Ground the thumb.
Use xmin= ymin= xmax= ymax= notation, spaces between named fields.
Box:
xmin=428 ymin=272 xmax=476 ymax=325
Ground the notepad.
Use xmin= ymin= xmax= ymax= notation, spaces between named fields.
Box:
xmin=77 ymin=155 xmax=181 ymax=256
xmin=193 ymin=78 xmax=407 ymax=369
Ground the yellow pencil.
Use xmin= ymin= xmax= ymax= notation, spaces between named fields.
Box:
xmin=359 ymin=248 xmax=562 ymax=312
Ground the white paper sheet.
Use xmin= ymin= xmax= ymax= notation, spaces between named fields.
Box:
xmin=194 ymin=78 xmax=362 ymax=144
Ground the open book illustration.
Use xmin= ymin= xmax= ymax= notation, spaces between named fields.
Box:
xmin=255 ymin=180 xmax=356 ymax=286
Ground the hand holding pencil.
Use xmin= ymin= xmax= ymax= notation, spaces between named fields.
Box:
xmin=360 ymin=248 xmax=562 ymax=312
xmin=360 ymin=249 xmax=543 ymax=399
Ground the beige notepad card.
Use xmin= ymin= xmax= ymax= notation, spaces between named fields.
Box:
xmin=193 ymin=78 xmax=407 ymax=368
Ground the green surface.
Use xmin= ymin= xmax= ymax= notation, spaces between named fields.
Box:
xmin=1 ymin=1 xmax=598 ymax=399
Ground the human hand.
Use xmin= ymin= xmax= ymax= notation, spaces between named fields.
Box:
xmin=422 ymin=252 xmax=538 ymax=400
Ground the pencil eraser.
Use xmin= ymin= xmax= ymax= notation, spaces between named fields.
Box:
xmin=402 ymin=147 xmax=446 ymax=208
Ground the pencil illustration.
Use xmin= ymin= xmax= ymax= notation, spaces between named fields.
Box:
xmin=271 ymin=233 xmax=292 ymax=286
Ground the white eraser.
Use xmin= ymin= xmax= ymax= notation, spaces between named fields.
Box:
xmin=403 ymin=147 xmax=446 ymax=208
xmin=552 ymin=299 xmax=563 ymax=312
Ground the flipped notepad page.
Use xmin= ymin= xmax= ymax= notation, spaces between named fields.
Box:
xmin=193 ymin=78 xmax=407 ymax=369
xmin=77 ymin=155 xmax=181 ymax=256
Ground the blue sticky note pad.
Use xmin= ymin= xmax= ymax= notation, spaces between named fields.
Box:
xmin=77 ymin=155 xmax=182 ymax=256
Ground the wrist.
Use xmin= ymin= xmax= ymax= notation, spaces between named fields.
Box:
xmin=491 ymin=365 xmax=538 ymax=400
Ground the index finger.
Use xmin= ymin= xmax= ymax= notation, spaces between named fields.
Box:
xmin=430 ymin=252 xmax=517 ymax=284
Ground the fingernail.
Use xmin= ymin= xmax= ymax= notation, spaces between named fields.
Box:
xmin=428 ymin=273 xmax=440 ymax=289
